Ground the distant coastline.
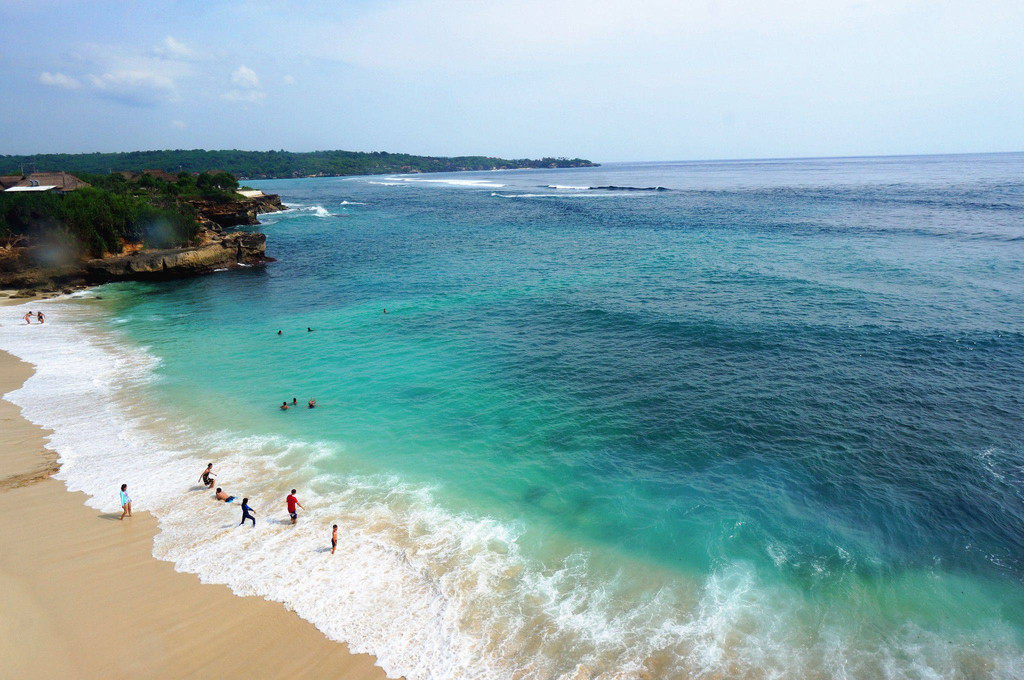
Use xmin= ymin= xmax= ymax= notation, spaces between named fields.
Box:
xmin=0 ymin=149 xmax=598 ymax=181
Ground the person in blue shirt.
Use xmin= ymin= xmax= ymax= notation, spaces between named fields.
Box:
xmin=119 ymin=483 xmax=132 ymax=520
xmin=240 ymin=498 xmax=256 ymax=527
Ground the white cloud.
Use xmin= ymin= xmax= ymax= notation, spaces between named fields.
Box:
xmin=154 ymin=36 xmax=198 ymax=61
xmin=87 ymin=69 xmax=178 ymax=104
xmin=75 ymin=37 xmax=203 ymax=105
xmin=222 ymin=65 xmax=265 ymax=104
xmin=230 ymin=65 xmax=259 ymax=89
xmin=306 ymin=0 xmax=938 ymax=74
xmin=171 ymin=119 xmax=187 ymax=129
xmin=39 ymin=71 xmax=80 ymax=89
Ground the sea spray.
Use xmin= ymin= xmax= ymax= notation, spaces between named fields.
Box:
xmin=2 ymin=297 xmax=1021 ymax=680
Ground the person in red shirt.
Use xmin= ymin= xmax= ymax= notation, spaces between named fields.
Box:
xmin=286 ymin=489 xmax=304 ymax=524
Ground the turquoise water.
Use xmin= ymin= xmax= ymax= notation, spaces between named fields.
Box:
xmin=71 ymin=156 xmax=1024 ymax=677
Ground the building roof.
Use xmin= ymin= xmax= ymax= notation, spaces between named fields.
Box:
xmin=118 ymin=169 xmax=180 ymax=183
xmin=0 ymin=172 xmax=90 ymax=192
xmin=4 ymin=185 xmax=59 ymax=192
xmin=141 ymin=169 xmax=180 ymax=182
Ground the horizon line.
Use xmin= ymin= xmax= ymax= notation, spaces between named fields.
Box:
xmin=2 ymin=147 xmax=1022 ymax=168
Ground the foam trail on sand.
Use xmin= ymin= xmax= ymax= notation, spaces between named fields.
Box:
xmin=1 ymin=298 xmax=1020 ymax=680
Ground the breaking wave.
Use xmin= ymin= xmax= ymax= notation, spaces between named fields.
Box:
xmin=1 ymin=298 xmax=1020 ymax=680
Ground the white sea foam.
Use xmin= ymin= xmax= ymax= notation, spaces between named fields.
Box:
xmin=490 ymin=192 xmax=619 ymax=199
xmin=383 ymin=177 xmax=506 ymax=188
xmin=272 ymin=204 xmax=334 ymax=217
xmin=1 ymin=299 xmax=1020 ymax=680
xmin=546 ymin=185 xmax=592 ymax=190
xmin=340 ymin=200 xmax=367 ymax=205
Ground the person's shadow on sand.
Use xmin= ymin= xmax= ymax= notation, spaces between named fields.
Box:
xmin=97 ymin=513 xmax=125 ymax=521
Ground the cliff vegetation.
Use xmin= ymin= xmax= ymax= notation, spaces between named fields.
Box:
xmin=0 ymin=149 xmax=598 ymax=180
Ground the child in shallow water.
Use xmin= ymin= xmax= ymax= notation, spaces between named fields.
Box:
xmin=239 ymin=498 xmax=255 ymax=526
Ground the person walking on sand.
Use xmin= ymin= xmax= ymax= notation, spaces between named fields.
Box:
xmin=286 ymin=489 xmax=304 ymax=524
xmin=331 ymin=524 xmax=338 ymax=554
xmin=240 ymin=498 xmax=256 ymax=526
xmin=119 ymin=483 xmax=132 ymax=520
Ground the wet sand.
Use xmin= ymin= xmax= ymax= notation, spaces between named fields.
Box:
xmin=0 ymin=329 xmax=392 ymax=679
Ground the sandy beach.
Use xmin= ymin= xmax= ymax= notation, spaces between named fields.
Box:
xmin=0 ymin=306 xmax=390 ymax=679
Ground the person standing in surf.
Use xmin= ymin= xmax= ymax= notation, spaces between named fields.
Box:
xmin=119 ymin=483 xmax=132 ymax=520
xmin=286 ymin=489 xmax=304 ymax=524
xmin=331 ymin=524 xmax=338 ymax=554
xmin=240 ymin=498 xmax=256 ymax=526
xmin=199 ymin=463 xmax=216 ymax=489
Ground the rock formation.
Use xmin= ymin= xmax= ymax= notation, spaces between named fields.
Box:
xmin=0 ymin=193 xmax=283 ymax=295
xmin=1 ymin=230 xmax=269 ymax=294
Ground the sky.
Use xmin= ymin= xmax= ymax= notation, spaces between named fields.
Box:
xmin=1 ymin=0 xmax=1022 ymax=162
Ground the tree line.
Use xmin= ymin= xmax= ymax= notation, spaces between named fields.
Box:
xmin=0 ymin=171 xmax=245 ymax=257
xmin=0 ymin=149 xmax=597 ymax=179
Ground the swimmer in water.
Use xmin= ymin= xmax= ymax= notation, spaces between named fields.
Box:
xmin=308 ymin=398 xmax=316 ymax=409
xmin=281 ymin=401 xmax=289 ymax=410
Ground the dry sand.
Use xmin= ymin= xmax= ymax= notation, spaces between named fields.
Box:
xmin=0 ymin=335 xmax=391 ymax=679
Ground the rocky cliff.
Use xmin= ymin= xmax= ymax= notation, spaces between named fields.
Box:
xmin=0 ymin=192 xmax=284 ymax=296
xmin=0 ymin=230 xmax=269 ymax=294
xmin=188 ymin=193 xmax=285 ymax=231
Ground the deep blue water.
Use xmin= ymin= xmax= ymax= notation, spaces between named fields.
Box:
xmin=85 ymin=155 xmax=1024 ymax=678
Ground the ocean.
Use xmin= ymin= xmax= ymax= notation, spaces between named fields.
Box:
xmin=2 ymin=154 xmax=1023 ymax=679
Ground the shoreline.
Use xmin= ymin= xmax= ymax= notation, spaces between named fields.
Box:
xmin=0 ymin=303 xmax=392 ymax=679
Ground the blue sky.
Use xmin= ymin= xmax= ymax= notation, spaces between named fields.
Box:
xmin=1 ymin=0 xmax=1022 ymax=161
